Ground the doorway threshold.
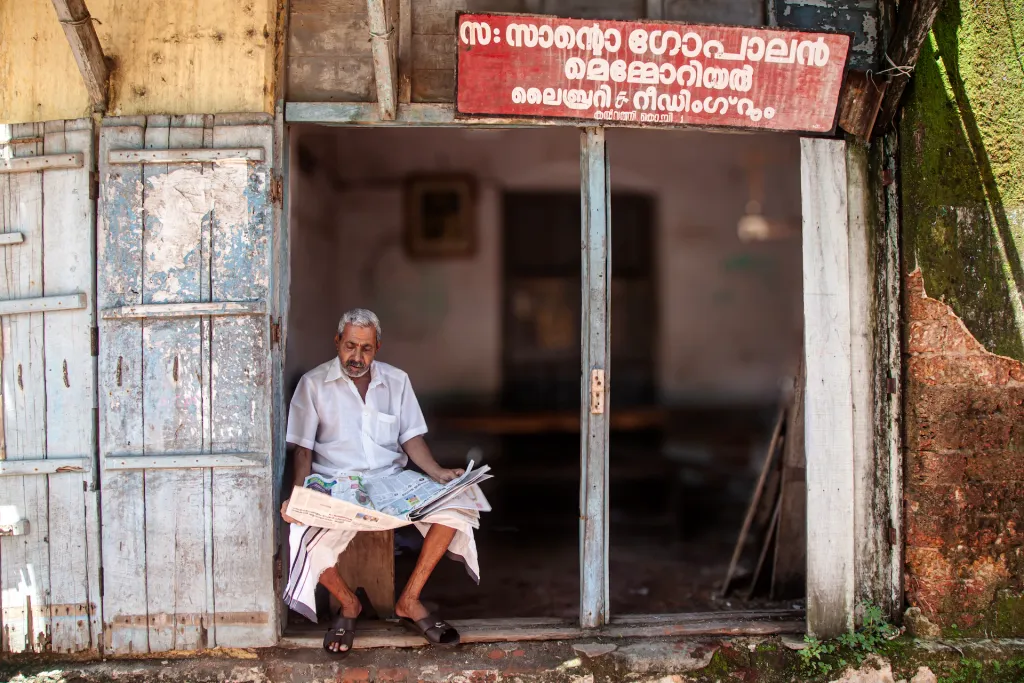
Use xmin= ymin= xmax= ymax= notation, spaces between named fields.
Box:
xmin=279 ymin=609 xmax=804 ymax=649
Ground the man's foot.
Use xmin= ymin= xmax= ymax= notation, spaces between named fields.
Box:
xmin=395 ymin=597 xmax=430 ymax=622
xmin=396 ymin=599 xmax=460 ymax=647
xmin=325 ymin=596 xmax=361 ymax=653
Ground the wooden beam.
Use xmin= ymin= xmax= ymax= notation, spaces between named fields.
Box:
xmin=50 ymin=0 xmax=109 ymax=112
xmin=837 ymin=70 xmax=887 ymax=140
xmin=366 ymin=0 xmax=399 ymax=120
xmin=0 ymin=293 xmax=87 ymax=316
xmin=107 ymin=148 xmax=264 ymax=164
xmin=0 ymin=457 xmax=91 ymax=476
xmin=872 ymin=0 xmax=944 ymax=137
xmin=101 ymin=301 xmax=266 ymax=320
xmin=280 ymin=610 xmax=805 ymax=649
xmin=579 ymin=127 xmax=611 ymax=629
xmin=103 ymin=453 xmax=265 ymax=470
xmin=0 ymin=233 xmax=25 ymax=246
xmin=398 ymin=0 xmax=412 ymax=103
xmin=0 ymin=153 xmax=84 ymax=173
xmin=801 ymin=138 xmax=856 ymax=638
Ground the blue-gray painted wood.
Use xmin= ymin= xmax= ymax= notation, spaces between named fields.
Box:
xmin=208 ymin=122 xmax=277 ymax=648
xmin=97 ymin=119 xmax=277 ymax=653
xmin=579 ymin=127 xmax=611 ymax=629
xmin=97 ymin=123 xmax=149 ymax=654
xmin=775 ymin=0 xmax=880 ymax=70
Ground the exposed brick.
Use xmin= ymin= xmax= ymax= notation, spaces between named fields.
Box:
xmin=907 ymin=353 xmax=1016 ymax=387
xmin=904 ymin=268 xmax=1023 ymax=629
xmin=908 ymin=385 xmax=1024 ymax=424
xmin=906 ymin=511 xmax=950 ymax=548
xmin=467 ymin=671 xmax=499 ymax=683
xmin=905 ymin=547 xmax=956 ymax=585
xmin=965 ymin=452 xmax=1024 ymax=482
xmin=486 ymin=648 xmax=505 ymax=660
xmin=908 ymin=319 xmax=985 ymax=354
xmin=906 ymin=271 xmax=949 ymax=321
xmin=377 ymin=668 xmax=410 ymax=682
xmin=339 ymin=669 xmax=371 ymax=683
xmin=908 ymin=579 xmax=961 ymax=617
xmin=931 ymin=415 xmax=1013 ymax=451
xmin=511 ymin=650 xmax=525 ymax=657
xmin=907 ymin=452 xmax=967 ymax=486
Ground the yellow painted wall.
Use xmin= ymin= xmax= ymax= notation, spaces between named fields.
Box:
xmin=0 ymin=0 xmax=277 ymax=124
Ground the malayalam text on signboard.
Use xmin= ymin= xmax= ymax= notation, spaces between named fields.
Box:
xmin=456 ymin=14 xmax=851 ymax=132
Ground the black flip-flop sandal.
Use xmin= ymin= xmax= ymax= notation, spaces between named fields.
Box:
xmin=399 ymin=613 xmax=461 ymax=647
xmin=323 ymin=612 xmax=356 ymax=656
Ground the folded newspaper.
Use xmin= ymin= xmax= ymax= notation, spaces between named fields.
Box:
xmin=286 ymin=461 xmax=493 ymax=532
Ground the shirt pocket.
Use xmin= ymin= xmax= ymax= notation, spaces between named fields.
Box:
xmin=375 ymin=412 xmax=400 ymax=446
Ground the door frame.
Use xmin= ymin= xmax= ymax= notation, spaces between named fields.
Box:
xmin=279 ymin=103 xmax=903 ymax=639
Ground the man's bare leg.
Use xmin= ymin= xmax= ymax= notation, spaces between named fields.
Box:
xmin=319 ymin=565 xmax=362 ymax=652
xmin=395 ymin=524 xmax=457 ymax=621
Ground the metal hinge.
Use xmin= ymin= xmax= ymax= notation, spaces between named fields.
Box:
xmin=590 ymin=369 xmax=605 ymax=415
xmin=91 ymin=326 xmax=99 ymax=357
xmin=888 ymin=525 xmax=898 ymax=545
xmin=89 ymin=171 xmax=99 ymax=200
xmin=270 ymin=173 xmax=283 ymax=208
xmin=270 ymin=318 xmax=281 ymax=346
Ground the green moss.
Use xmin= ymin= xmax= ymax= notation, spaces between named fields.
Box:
xmin=901 ymin=0 xmax=1024 ymax=359
xmin=993 ymin=592 xmax=1024 ymax=636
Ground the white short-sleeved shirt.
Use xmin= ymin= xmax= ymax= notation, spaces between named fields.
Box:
xmin=286 ymin=358 xmax=428 ymax=479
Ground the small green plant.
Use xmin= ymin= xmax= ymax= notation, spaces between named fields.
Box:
xmin=797 ymin=602 xmax=900 ymax=678
xmin=939 ymin=657 xmax=1024 ymax=683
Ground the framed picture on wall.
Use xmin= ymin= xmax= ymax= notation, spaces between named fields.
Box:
xmin=404 ymin=174 xmax=476 ymax=259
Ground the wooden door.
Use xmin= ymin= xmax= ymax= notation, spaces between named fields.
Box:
xmin=0 ymin=120 xmax=101 ymax=653
xmin=97 ymin=116 xmax=277 ymax=653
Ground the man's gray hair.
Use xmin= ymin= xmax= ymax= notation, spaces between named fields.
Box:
xmin=338 ymin=308 xmax=382 ymax=343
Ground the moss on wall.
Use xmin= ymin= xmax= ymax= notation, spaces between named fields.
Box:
xmin=901 ymin=0 xmax=1024 ymax=359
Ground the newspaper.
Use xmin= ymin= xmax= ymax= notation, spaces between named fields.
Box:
xmin=286 ymin=461 xmax=492 ymax=532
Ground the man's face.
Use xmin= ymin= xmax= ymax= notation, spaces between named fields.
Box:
xmin=335 ymin=324 xmax=379 ymax=378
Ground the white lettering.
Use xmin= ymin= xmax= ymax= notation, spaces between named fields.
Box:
xmin=459 ymin=21 xmax=492 ymax=46
xmin=565 ymin=57 xmax=587 ymax=80
xmin=586 ymin=58 xmax=610 ymax=81
xmin=628 ymin=28 xmax=649 ymax=55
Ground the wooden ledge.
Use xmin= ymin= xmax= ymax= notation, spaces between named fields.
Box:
xmin=280 ymin=610 xmax=804 ymax=649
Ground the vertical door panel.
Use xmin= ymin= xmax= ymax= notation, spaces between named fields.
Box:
xmin=98 ymin=117 xmax=277 ymax=654
xmin=0 ymin=120 xmax=99 ymax=654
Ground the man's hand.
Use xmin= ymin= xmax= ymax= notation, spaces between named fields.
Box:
xmin=280 ymin=499 xmax=298 ymax=524
xmin=429 ymin=467 xmax=465 ymax=484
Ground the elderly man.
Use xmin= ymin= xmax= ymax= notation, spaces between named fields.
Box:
xmin=281 ymin=309 xmax=480 ymax=655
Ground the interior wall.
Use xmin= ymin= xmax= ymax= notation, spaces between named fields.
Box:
xmin=286 ymin=125 xmax=802 ymax=406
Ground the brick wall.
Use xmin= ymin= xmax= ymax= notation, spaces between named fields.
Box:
xmin=903 ymin=269 xmax=1024 ymax=635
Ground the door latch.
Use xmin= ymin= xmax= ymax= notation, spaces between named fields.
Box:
xmin=590 ymin=369 xmax=605 ymax=415
xmin=0 ymin=520 xmax=29 ymax=536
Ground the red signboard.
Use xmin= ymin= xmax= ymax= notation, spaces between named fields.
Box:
xmin=456 ymin=14 xmax=851 ymax=133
